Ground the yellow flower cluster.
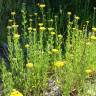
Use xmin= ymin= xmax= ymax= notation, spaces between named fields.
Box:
xmin=11 ymin=12 xmax=16 ymax=16
xmin=28 ymin=27 xmax=32 ymax=31
xmin=90 ymin=35 xmax=96 ymax=40
xmin=58 ymin=34 xmax=62 ymax=38
xmin=74 ymin=16 xmax=80 ymax=20
xmin=12 ymin=24 xmax=19 ymax=28
xmin=33 ymin=28 xmax=36 ymax=31
xmin=50 ymin=32 xmax=55 ymax=35
xmin=10 ymin=89 xmax=23 ymax=96
xmin=38 ymin=23 xmax=43 ymax=27
xmin=67 ymin=12 xmax=71 ymax=16
xmin=85 ymin=69 xmax=93 ymax=74
xmin=40 ymin=27 xmax=46 ymax=31
xmin=54 ymin=61 xmax=64 ymax=68
xmin=85 ymin=69 xmax=94 ymax=77
xmin=86 ymin=21 xmax=89 ymax=24
xmin=7 ymin=26 xmax=12 ymax=29
xmin=48 ymin=27 xmax=54 ymax=31
xmin=86 ymin=42 xmax=91 ymax=46
xmin=14 ymin=34 xmax=20 ymax=39
xmin=92 ymin=27 xmax=96 ymax=32
xmin=39 ymin=4 xmax=46 ymax=8
xmin=26 ymin=63 xmax=33 ymax=69
xmin=51 ymin=49 xmax=59 ymax=54
xmin=25 ymin=44 xmax=30 ymax=48
xmin=34 ymin=13 xmax=38 ymax=16
xmin=8 ymin=19 xmax=13 ymax=23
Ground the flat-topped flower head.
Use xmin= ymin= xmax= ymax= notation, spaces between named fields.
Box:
xmin=38 ymin=23 xmax=43 ymax=27
xmin=86 ymin=21 xmax=89 ymax=24
xmin=28 ymin=27 xmax=32 ymax=31
xmin=74 ymin=16 xmax=80 ymax=20
xmin=21 ymin=10 xmax=25 ymax=13
xmin=34 ymin=13 xmax=38 ymax=16
xmin=12 ymin=24 xmax=19 ymax=28
xmin=85 ymin=69 xmax=93 ymax=74
xmin=50 ymin=32 xmax=55 ymax=36
xmin=54 ymin=61 xmax=64 ymax=68
xmin=86 ymin=42 xmax=92 ymax=46
xmin=39 ymin=4 xmax=46 ymax=8
xmin=8 ymin=19 xmax=13 ymax=23
xmin=72 ymin=28 xmax=76 ymax=30
xmin=10 ymin=89 xmax=23 ymax=96
xmin=40 ymin=27 xmax=46 ymax=31
xmin=67 ymin=12 xmax=72 ymax=16
xmin=7 ymin=26 xmax=12 ymax=29
xmin=48 ymin=19 xmax=53 ymax=22
xmin=14 ymin=34 xmax=20 ymax=39
xmin=11 ymin=12 xmax=16 ymax=16
xmin=58 ymin=34 xmax=63 ymax=39
xmin=48 ymin=27 xmax=54 ymax=31
xmin=26 ymin=63 xmax=33 ymax=69
xmin=33 ymin=28 xmax=36 ymax=31
xmin=90 ymin=35 xmax=96 ymax=40
xmin=54 ymin=15 xmax=58 ymax=18
xmin=85 ymin=68 xmax=94 ymax=77
xmin=25 ymin=44 xmax=30 ymax=48
xmin=29 ymin=19 xmax=32 ymax=22
xmin=92 ymin=27 xmax=96 ymax=32
xmin=51 ymin=49 xmax=59 ymax=54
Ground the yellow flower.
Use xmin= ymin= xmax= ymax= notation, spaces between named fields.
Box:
xmin=33 ymin=28 xmax=36 ymax=31
xmin=8 ymin=19 xmax=13 ymax=23
xmin=85 ymin=69 xmax=92 ymax=74
xmin=7 ymin=26 xmax=12 ymax=29
xmin=12 ymin=24 xmax=19 ymax=28
xmin=38 ymin=23 xmax=43 ymax=26
xmin=29 ymin=19 xmax=32 ymax=22
xmin=54 ymin=61 xmax=64 ymax=68
xmin=48 ymin=27 xmax=54 ymax=31
xmin=74 ymin=16 xmax=80 ymax=20
xmin=86 ymin=21 xmax=89 ymax=24
xmin=67 ymin=12 xmax=71 ymax=16
xmin=26 ymin=63 xmax=33 ymax=69
xmin=25 ymin=44 xmax=30 ymax=48
xmin=10 ymin=89 xmax=23 ymax=96
xmin=28 ymin=27 xmax=32 ymax=31
xmin=79 ymin=30 xmax=82 ymax=33
xmin=11 ymin=12 xmax=16 ymax=16
xmin=50 ymin=32 xmax=55 ymax=35
xmin=14 ymin=34 xmax=20 ymax=39
xmin=40 ymin=27 xmax=46 ymax=31
xmin=90 ymin=35 xmax=96 ymax=40
xmin=21 ymin=10 xmax=24 ymax=13
xmin=85 ymin=69 xmax=94 ymax=77
xmin=58 ymin=34 xmax=62 ymax=38
xmin=92 ymin=27 xmax=96 ymax=32
xmin=34 ymin=13 xmax=38 ymax=16
xmin=86 ymin=42 xmax=91 ymax=46
xmin=39 ymin=4 xmax=46 ymax=8
xmin=51 ymin=49 xmax=59 ymax=54
xmin=72 ymin=28 xmax=76 ymax=30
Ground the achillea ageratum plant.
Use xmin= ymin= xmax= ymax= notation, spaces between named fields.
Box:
xmin=10 ymin=89 xmax=23 ymax=96
xmin=1 ymin=2 xmax=96 ymax=96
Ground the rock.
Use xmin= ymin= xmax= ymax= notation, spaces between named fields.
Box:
xmin=44 ymin=79 xmax=62 ymax=96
